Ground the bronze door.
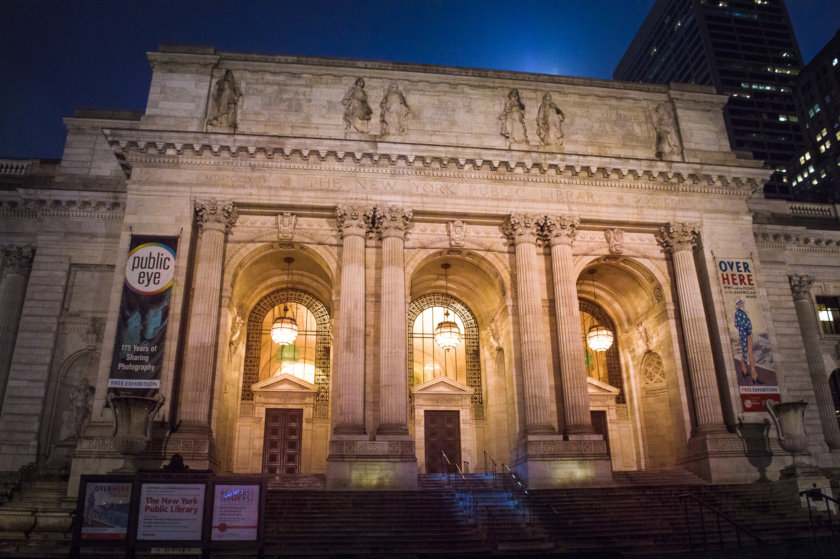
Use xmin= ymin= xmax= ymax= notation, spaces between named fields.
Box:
xmin=425 ymin=410 xmax=461 ymax=473
xmin=262 ymin=408 xmax=303 ymax=474
xmin=590 ymin=410 xmax=610 ymax=455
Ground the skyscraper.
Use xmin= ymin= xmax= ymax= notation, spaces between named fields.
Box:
xmin=614 ymin=0 xmax=806 ymax=198
xmin=787 ymin=30 xmax=840 ymax=202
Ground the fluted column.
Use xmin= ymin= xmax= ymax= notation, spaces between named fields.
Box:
xmin=543 ymin=216 xmax=595 ymax=437
xmin=789 ymin=274 xmax=840 ymax=450
xmin=179 ymin=200 xmax=238 ymax=426
xmin=333 ymin=205 xmax=372 ymax=435
xmin=503 ymin=214 xmax=555 ymax=435
xmin=0 ymin=246 xmax=34 ymax=409
xmin=376 ymin=206 xmax=412 ymax=436
xmin=655 ymin=222 xmax=726 ymax=433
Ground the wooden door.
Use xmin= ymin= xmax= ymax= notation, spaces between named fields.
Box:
xmin=425 ymin=410 xmax=461 ymax=473
xmin=590 ymin=410 xmax=610 ymax=455
xmin=262 ymin=408 xmax=303 ymax=474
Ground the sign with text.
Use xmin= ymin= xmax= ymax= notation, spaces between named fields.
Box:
xmin=80 ymin=482 xmax=131 ymax=540
xmin=108 ymin=235 xmax=178 ymax=397
xmin=716 ymin=257 xmax=780 ymax=412
xmin=137 ymin=483 xmax=205 ymax=541
xmin=211 ymin=484 xmax=260 ymax=541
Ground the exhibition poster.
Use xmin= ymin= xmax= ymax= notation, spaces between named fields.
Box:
xmin=211 ymin=484 xmax=260 ymax=541
xmin=137 ymin=483 xmax=205 ymax=541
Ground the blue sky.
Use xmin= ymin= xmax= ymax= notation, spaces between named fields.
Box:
xmin=0 ymin=0 xmax=837 ymax=159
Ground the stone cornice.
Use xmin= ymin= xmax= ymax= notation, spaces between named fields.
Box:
xmin=754 ymin=225 xmax=840 ymax=254
xmin=105 ymin=129 xmax=768 ymax=199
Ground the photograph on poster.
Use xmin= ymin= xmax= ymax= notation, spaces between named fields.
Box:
xmin=80 ymin=482 xmax=131 ymax=540
xmin=211 ymin=484 xmax=260 ymax=541
xmin=716 ymin=257 xmax=781 ymax=412
xmin=137 ymin=483 xmax=205 ymax=541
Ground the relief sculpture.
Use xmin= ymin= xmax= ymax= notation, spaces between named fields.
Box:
xmin=379 ymin=83 xmax=411 ymax=136
xmin=537 ymin=92 xmax=565 ymax=147
xmin=342 ymin=77 xmax=373 ymax=135
xmin=207 ymin=69 xmax=242 ymax=131
xmin=499 ymin=88 xmax=528 ymax=148
xmin=653 ymin=103 xmax=682 ymax=160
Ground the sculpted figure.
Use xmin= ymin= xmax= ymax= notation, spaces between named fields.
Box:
xmin=207 ymin=70 xmax=242 ymax=130
xmin=499 ymin=89 xmax=528 ymax=147
xmin=653 ymin=103 xmax=682 ymax=159
xmin=537 ymin=92 xmax=565 ymax=146
xmin=379 ymin=83 xmax=411 ymax=136
xmin=342 ymin=77 xmax=373 ymax=134
xmin=59 ymin=378 xmax=94 ymax=440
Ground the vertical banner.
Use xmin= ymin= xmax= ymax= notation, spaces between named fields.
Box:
xmin=108 ymin=235 xmax=178 ymax=397
xmin=716 ymin=257 xmax=780 ymax=412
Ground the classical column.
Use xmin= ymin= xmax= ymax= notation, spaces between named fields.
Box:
xmin=655 ymin=222 xmax=726 ymax=433
xmin=179 ymin=200 xmax=238 ymax=426
xmin=333 ymin=205 xmax=371 ymax=435
xmin=376 ymin=206 xmax=412 ymax=436
xmin=503 ymin=214 xmax=555 ymax=435
xmin=789 ymin=274 xmax=840 ymax=450
xmin=543 ymin=216 xmax=595 ymax=437
xmin=0 ymin=246 xmax=34 ymax=408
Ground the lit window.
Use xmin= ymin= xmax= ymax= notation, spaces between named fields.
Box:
xmin=817 ymin=296 xmax=840 ymax=335
xmin=799 ymin=155 xmax=806 ymax=164
xmin=806 ymin=152 xmax=812 ymax=160
xmin=779 ymin=115 xmax=788 ymax=122
xmin=821 ymin=145 xmax=827 ymax=153
xmin=718 ymin=1 xmax=728 ymax=6
xmin=833 ymin=58 xmax=839 ymax=67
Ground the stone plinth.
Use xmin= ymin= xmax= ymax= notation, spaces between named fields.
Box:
xmin=511 ymin=436 xmax=612 ymax=488
xmin=326 ymin=438 xmax=418 ymax=490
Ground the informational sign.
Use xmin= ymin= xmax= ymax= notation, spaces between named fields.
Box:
xmin=80 ymin=482 xmax=131 ymax=540
xmin=137 ymin=483 xmax=205 ymax=541
xmin=715 ymin=257 xmax=780 ymax=412
xmin=108 ymin=235 xmax=178 ymax=396
xmin=211 ymin=484 xmax=260 ymax=541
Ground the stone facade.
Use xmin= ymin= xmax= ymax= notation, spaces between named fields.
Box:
xmin=1 ymin=45 xmax=839 ymax=494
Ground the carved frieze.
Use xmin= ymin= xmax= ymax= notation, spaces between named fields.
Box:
xmin=207 ymin=70 xmax=242 ymax=131
xmin=448 ymin=220 xmax=466 ymax=247
xmin=342 ymin=77 xmax=373 ymax=135
xmin=379 ymin=83 xmax=411 ymax=137
xmin=604 ymin=228 xmax=625 ymax=254
xmin=537 ymin=92 xmax=565 ymax=147
xmin=499 ymin=89 xmax=528 ymax=148
xmin=652 ymin=102 xmax=682 ymax=160
xmin=277 ymin=212 xmax=297 ymax=240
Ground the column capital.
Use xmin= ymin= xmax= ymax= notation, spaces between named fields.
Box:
xmin=336 ymin=204 xmax=374 ymax=238
xmin=503 ymin=213 xmax=540 ymax=245
xmin=1 ymin=246 xmax=35 ymax=276
xmin=541 ymin=215 xmax=580 ymax=246
xmin=194 ymin=199 xmax=238 ymax=234
xmin=375 ymin=205 xmax=413 ymax=239
xmin=789 ymin=274 xmax=815 ymax=300
xmin=655 ymin=222 xmax=700 ymax=253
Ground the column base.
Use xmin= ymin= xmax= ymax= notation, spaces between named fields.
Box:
xmin=679 ymin=431 xmax=767 ymax=484
xmin=511 ymin=434 xmax=612 ymax=489
xmin=326 ymin=436 xmax=417 ymax=490
xmin=376 ymin=424 xmax=410 ymax=437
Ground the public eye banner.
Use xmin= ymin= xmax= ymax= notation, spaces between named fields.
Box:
xmin=715 ymin=257 xmax=780 ymax=412
xmin=108 ymin=235 xmax=178 ymax=397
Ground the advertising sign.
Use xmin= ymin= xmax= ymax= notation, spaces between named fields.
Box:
xmin=108 ymin=235 xmax=178 ymax=396
xmin=80 ymin=482 xmax=132 ymax=540
xmin=211 ymin=484 xmax=260 ymax=541
xmin=715 ymin=257 xmax=780 ymax=412
xmin=137 ymin=483 xmax=205 ymax=541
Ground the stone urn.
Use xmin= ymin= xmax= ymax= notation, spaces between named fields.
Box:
xmin=765 ymin=400 xmax=808 ymax=462
xmin=108 ymin=393 xmax=165 ymax=473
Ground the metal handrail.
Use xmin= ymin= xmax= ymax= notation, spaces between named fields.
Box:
xmin=441 ymin=451 xmax=477 ymax=524
xmin=483 ymin=450 xmax=498 ymax=487
xmin=501 ymin=464 xmax=532 ymax=530
xmin=800 ymin=488 xmax=840 ymax=540
xmin=679 ymin=493 xmax=766 ymax=550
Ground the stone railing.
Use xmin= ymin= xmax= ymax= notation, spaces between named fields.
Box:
xmin=0 ymin=159 xmax=60 ymax=177
xmin=788 ymin=202 xmax=837 ymax=219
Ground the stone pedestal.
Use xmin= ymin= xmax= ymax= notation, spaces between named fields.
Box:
xmin=164 ymin=423 xmax=218 ymax=471
xmin=512 ymin=436 xmax=612 ymax=488
xmin=678 ymin=431 xmax=764 ymax=484
xmin=326 ymin=437 xmax=418 ymax=490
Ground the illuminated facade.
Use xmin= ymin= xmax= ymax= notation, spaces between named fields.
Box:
xmin=1 ymin=45 xmax=840 ymax=498
xmin=614 ymin=0 xmax=807 ymax=199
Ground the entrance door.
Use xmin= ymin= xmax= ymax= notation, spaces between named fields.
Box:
xmin=262 ymin=408 xmax=303 ymax=474
xmin=425 ymin=410 xmax=461 ymax=473
xmin=590 ymin=410 xmax=610 ymax=455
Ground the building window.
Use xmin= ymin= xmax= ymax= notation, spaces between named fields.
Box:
xmin=816 ymin=296 xmax=840 ymax=335
xmin=830 ymin=370 xmax=840 ymax=429
xmin=579 ymin=299 xmax=624 ymax=403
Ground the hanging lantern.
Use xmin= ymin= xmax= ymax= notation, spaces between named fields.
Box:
xmin=586 ymin=324 xmax=614 ymax=352
xmin=271 ymin=312 xmax=298 ymax=346
xmin=434 ymin=263 xmax=462 ymax=351
xmin=435 ymin=309 xmax=462 ymax=351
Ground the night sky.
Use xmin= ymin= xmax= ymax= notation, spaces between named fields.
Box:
xmin=1 ymin=0 xmax=838 ymax=160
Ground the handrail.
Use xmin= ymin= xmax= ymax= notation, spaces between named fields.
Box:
xmin=679 ymin=493 xmax=766 ymax=550
xmin=800 ymin=488 xmax=840 ymax=540
xmin=483 ymin=450 xmax=498 ymax=487
xmin=441 ymin=451 xmax=477 ymax=524
xmin=501 ymin=464 xmax=532 ymax=530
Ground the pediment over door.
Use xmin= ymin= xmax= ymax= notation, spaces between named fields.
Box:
xmin=412 ymin=376 xmax=474 ymax=395
xmin=252 ymin=373 xmax=317 ymax=394
xmin=587 ymin=376 xmax=620 ymax=406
